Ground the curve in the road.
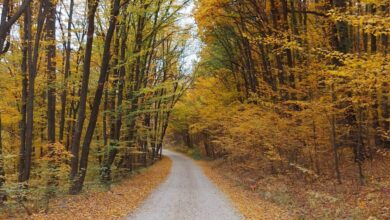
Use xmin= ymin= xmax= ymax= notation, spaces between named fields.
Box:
xmin=127 ymin=150 xmax=243 ymax=220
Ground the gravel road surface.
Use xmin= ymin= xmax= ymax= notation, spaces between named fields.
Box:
xmin=127 ymin=150 xmax=243 ymax=220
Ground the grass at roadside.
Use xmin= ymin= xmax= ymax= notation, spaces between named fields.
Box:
xmin=198 ymin=160 xmax=292 ymax=220
xmin=3 ymin=157 xmax=172 ymax=220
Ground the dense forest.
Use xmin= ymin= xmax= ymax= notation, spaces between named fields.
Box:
xmin=168 ymin=0 xmax=390 ymax=218
xmin=0 ymin=0 xmax=389 ymax=219
xmin=0 ymin=0 xmax=192 ymax=213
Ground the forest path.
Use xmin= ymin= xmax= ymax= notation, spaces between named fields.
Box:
xmin=127 ymin=150 xmax=243 ymax=220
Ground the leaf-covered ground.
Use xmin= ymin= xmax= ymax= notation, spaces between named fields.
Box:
xmin=3 ymin=157 xmax=172 ymax=220
xmin=198 ymin=160 xmax=292 ymax=220
xmin=199 ymin=158 xmax=390 ymax=219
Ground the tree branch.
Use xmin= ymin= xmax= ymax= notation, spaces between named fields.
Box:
xmin=0 ymin=0 xmax=33 ymax=55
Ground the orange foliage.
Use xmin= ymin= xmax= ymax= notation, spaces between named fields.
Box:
xmin=2 ymin=157 xmax=172 ymax=220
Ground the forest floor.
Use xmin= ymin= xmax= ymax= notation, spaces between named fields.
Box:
xmin=199 ymin=156 xmax=390 ymax=219
xmin=199 ymin=160 xmax=292 ymax=220
xmin=2 ymin=157 xmax=172 ymax=220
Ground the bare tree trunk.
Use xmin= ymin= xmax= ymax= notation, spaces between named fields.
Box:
xmin=59 ymin=0 xmax=75 ymax=143
xmin=0 ymin=112 xmax=6 ymax=202
xmin=103 ymin=87 xmax=108 ymax=147
xmin=18 ymin=6 xmax=29 ymax=183
xmin=46 ymin=0 xmax=57 ymax=145
xmin=356 ymin=105 xmax=366 ymax=185
xmin=312 ymin=119 xmax=320 ymax=174
xmin=381 ymin=80 xmax=389 ymax=148
xmin=69 ymin=0 xmax=99 ymax=194
xmin=101 ymin=28 xmax=127 ymax=181
xmin=71 ymin=0 xmax=120 ymax=194
xmin=22 ymin=1 xmax=46 ymax=182
xmin=44 ymin=0 xmax=58 ymax=202
xmin=331 ymin=83 xmax=342 ymax=184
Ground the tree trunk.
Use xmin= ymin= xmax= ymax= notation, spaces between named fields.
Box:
xmin=71 ymin=0 xmax=121 ymax=194
xmin=69 ymin=0 xmax=99 ymax=193
xmin=45 ymin=0 xmax=58 ymax=200
xmin=18 ymin=6 xmax=29 ymax=183
xmin=0 ymin=112 xmax=6 ymax=202
xmin=331 ymin=83 xmax=342 ymax=184
xmin=101 ymin=29 xmax=127 ymax=181
xmin=46 ymin=0 xmax=57 ymax=145
xmin=59 ymin=0 xmax=74 ymax=143
xmin=22 ymin=1 xmax=46 ymax=182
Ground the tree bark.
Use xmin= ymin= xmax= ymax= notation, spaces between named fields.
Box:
xmin=46 ymin=0 xmax=57 ymax=145
xmin=69 ymin=0 xmax=99 ymax=192
xmin=331 ymin=83 xmax=342 ymax=184
xmin=0 ymin=0 xmax=33 ymax=55
xmin=22 ymin=1 xmax=46 ymax=182
xmin=0 ymin=112 xmax=6 ymax=202
xmin=45 ymin=0 xmax=58 ymax=198
xmin=100 ymin=27 xmax=128 ymax=181
xmin=18 ymin=6 xmax=29 ymax=183
xmin=59 ymin=0 xmax=75 ymax=143
xmin=71 ymin=0 xmax=121 ymax=194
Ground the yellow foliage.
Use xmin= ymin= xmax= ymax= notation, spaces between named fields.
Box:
xmin=4 ymin=157 xmax=172 ymax=219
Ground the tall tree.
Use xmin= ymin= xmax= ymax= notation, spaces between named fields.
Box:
xmin=20 ymin=1 xmax=47 ymax=182
xmin=59 ymin=0 xmax=75 ymax=143
xmin=71 ymin=0 xmax=120 ymax=194
xmin=69 ymin=0 xmax=99 ymax=194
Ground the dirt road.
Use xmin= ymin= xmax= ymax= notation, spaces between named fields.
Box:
xmin=127 ymin=150 xmax=243 ymax=220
